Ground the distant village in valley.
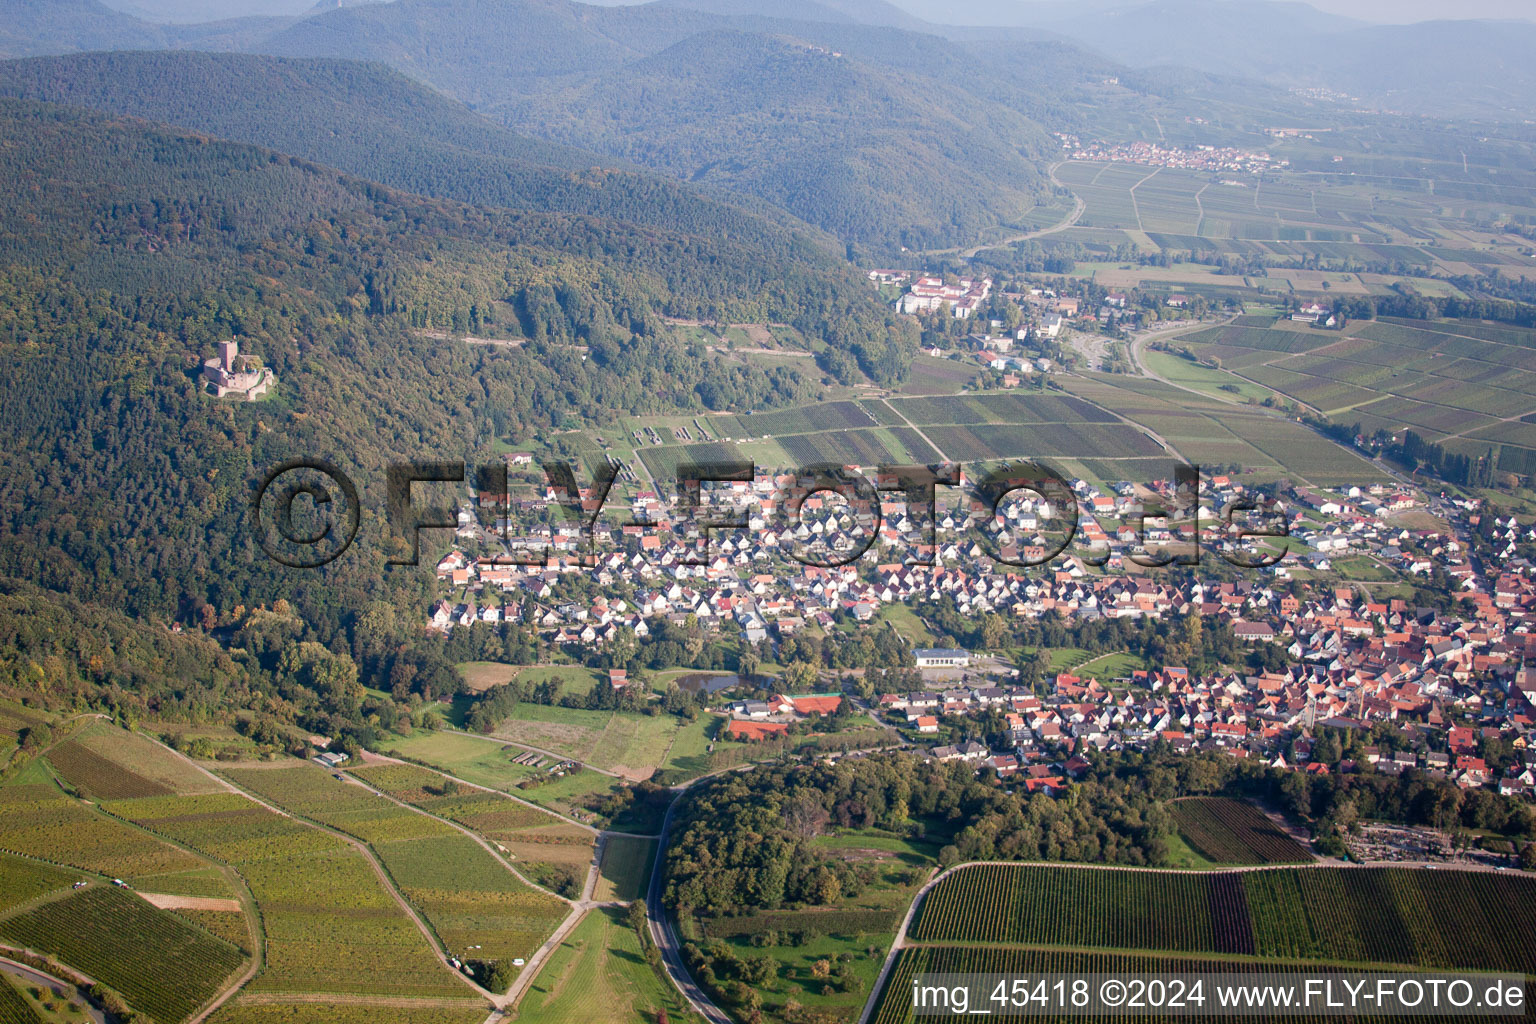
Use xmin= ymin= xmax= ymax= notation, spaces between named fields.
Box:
xmin=1052 ymin=133 xmax=1286 ymax=174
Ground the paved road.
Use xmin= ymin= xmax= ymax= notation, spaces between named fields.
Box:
xmin=646 ymin=794 xmax=734 ymax=1024
xmin=921 ymin=162 xmax=1088 ymax=260
xmin=0 ymin=954 xmax=106 ymax=1024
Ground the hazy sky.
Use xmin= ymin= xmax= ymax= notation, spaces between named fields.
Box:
xmin=1237 ymin=0 xmax=1531 ymax=18
xmin=103 ymin=0 xmax=1534 ymax=25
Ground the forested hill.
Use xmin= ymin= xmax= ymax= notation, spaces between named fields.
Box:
xmin=0 ymin=97 xmax=912 ymax=646
xmin=0 ymin=0 xmax=165 ymax=58
xmin=489 ymin=28 xmax=1049 ymax=251
xmin=254 ymin=0 xmax=1057 ymax=251
xmin=0 ymin=50 xmax=840 ymax=258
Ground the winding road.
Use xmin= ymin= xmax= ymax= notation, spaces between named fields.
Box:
xmin=0 ymin=953 xmax=107 ymax=1024
xmin=921 ymin=162 xmax=1088 ymax=260
xmin=645 ymin=791 xmax=734 ymax=1024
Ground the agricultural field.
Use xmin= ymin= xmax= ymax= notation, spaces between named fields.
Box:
xmin=222 ymin=762 xmax=568 ymax=972
xmin=512 ymin=906 xmax=698 ymax=1024
xmin=911 ymin=864 xmax=1255 ymax=955
xmin=61 ymin=723 xmax=225 ymax=795
xmin=46 ymin=739 xmax=173 ymax=800
xmin=0 ymin=884 xmax=245 ymax=1024
xmin=1061 ymin=372 xmax=1389 ymax=487
xmin=0 ymin=853 xmax=80 ymax=916
xmin=456 ymin=663 xmax=601 ymax=697
xmin=0 ymin=973 xmax=42 ymax=1024
xmin=871 ymin=946 xmax=1530 ymax=1024
xmin=908 ymin=864 xmax=1536 ymax=973
xmin=1047 ymin=160 xmax=1536 ymax=284
xmin=1172 ymin=317 xmax=1536 ymax=470
xmin=1170 ymin=798 xmax=1313 ymax=865
xmin=593 ymin=836 xmax=655 ymax=902
xmin=0 ymin=775 xmax=207 ymax=881
xmin=208 ymin=1004 xmax=488 ymax=1024
xmin=375 ymin=729 xmax=624 ymax=824
xmin=896 ymin=355 xmax=981 ymax=395
xmin=347 ymin=761 xmax=594 ymax=883
xmin=884 ymin=394 xmax=1116 ymax=427
xmin=107 ymin=790 xmax=470 ymax=999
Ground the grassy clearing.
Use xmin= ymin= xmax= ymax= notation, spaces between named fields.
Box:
xmin=379 ymin=730 xmax=623 ymax=827
xmin=512 ymin=906 xmax=697 ymax=1024
xmin=1141 ymin=347 xmax=1273 ymax=403
xmin=1070 ymin=650 xmax=1150 ymax=680
xmin=489 ymin=706 xmax=686 ymax=781
xmin=876 ymin=604 xmax=936 ymax=645
xmin=594 ymin=837 xmax=656 ymax=903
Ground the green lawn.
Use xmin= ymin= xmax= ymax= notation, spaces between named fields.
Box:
xmin=1071 ymin=650 xmax=1149 ymax=680
xmin=1327 ymin=554 xmax=1397 ymax=582
xmin=512 ymin=906 xmax=698 ymax=1024
xmin=877 ymin=604 xmax=937 ymax=645
xmin=489 ymin=705 xmax=687 ymax=781
xmin=1141 ymin=348 xmax=1272 ymax=403
xmin=1159 ymin=830 xmax=1221 ymax=871
xmin=594 ymin=836 xmax=657 ymax=902
xmin=1018 ymin=646 xmax=1089 ymax=672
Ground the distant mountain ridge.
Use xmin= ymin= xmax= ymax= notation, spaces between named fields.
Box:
xmin=888 ymin=0 xmax=1536 ymax=118
xmin=0 ymin=49 xmax=838 ymax=255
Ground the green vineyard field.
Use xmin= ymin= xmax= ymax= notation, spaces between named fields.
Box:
xmin=0 ymin=884 xmax=244 ymax=1024
xmin=1169 ymin=799 xmax=1312 ymax=865
xmin=909 ymin=864 xmax=1536 ymax=974
xmin=872 ymin=946 xmax=1532 ymax=1024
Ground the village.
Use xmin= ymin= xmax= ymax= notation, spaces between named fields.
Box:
xmin=422 ymin=444 xmax=1536 ymax=805
xmin=1051 ymin=133 xmax=1285 ymax=174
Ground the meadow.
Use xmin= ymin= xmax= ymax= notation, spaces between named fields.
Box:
xmin=593 ymin=836 xmax=655 ymax=902
xmin=512 ymin=906 xmax=696 ymax=1024
xmin=485 ymin=705 xmax=690 ymax=781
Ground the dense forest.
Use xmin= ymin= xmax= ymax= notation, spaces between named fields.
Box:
xmin=661 ymin=749 xmax=1536 ymax=921
xmin=251 ymin=0 xmax=1062 ymax=252
xmin=0 ymin=50 xmax=844 ymax=260
xmin=0 ymin=97 xmax=914 ymax=736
